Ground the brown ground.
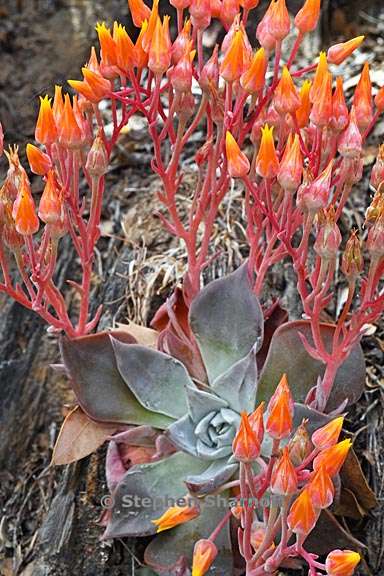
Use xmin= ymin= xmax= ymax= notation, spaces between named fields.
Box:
xmin=0 ymin=1 xmax=383 ymax=575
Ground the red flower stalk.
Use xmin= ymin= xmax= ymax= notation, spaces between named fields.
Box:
xmin=226 ymin=131 xmax=250 ymax=178
xmin=192 ymin=539 xmax=218 ymax=576
xmin=233 ymin=411 xmax=261 ymax=461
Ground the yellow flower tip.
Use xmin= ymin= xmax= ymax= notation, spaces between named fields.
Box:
xmin=311 ymin=416 xmax=344 ymax=450
xmin=192 ymin=539 xmax=218 ymax=576
xmin=152 ymin=504 xmax=200 ymax=533
xmin=326 ymin=549 xmax=361 ymax=576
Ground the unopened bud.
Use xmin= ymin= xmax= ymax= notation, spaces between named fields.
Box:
xmin=199 ymin=45 xmax=219 ymax=92
xmin=192 ymin=539 xmax=218 ymax=576
xmin=86 ymin=135 xmax=109 ymax=178
xmin=367 ymin=216 xmax=384 ymax=259
xmin=370 ymin=144 xmax=384 ymax=190
xmin=288 ymin=419 xmax=312 ymax=466
xmin=38 ymin=170 xmax=64 ymax=227
xmin=341 ymin=231 xmax=363 ymax=280
xmin=298 ymin=161 xmax=334 ymax=213
xmin=26 ymin=143 xmax=52 ymax=176
xmin=314 ymin=209 xmax=342 ymax=260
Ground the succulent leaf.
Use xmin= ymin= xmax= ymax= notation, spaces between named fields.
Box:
xmin=212 ymin=347 xmax=258 ymax=413
xmin=60 ymin=332 xmax=172 ymax=428
xmin=111 ymin=337 xmax=194 ymax=420
xmin=185 ymin=459 xmax=238 ymax=495
xmin=258 ymin=320 xmax=365 ymax=410
xmin=189 ymin=264 xmax=264 ymax=383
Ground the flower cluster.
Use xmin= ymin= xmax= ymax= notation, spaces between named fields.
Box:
xmin=152 ymin=375 xmax=359 ymax=576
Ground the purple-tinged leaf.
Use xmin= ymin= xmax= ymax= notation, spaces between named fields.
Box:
xmin=257 ymin=301 xmax=288 ymax=371
xmin=258 ymin=320 xmax=365 ymax=411
xmin=106 ymin=440 xmax=126 ymax=493
xmin=111 ymin=338 xmax=193 ymax=420
xmin=60 ymin=332 xmax=172 ymax=429
xmin=189 ymin=264 xmax=264 ymax=384
xmin=144 ymin=491 xmax=233 ymax=575
xmin=103 ymin=452 xmax=207 ymax=538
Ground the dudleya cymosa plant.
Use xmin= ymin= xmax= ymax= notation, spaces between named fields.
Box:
xmin=60 ymin=264 xmax=372 ymax=574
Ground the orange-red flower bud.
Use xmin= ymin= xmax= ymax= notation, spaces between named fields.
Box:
xmin=12 ymin=175 xmax=39 ymax=236
xmin=308 ymin=464 xmax=334 ymax=509
xmin=38 ymin=170 xmax=64 ymax=226
xmin=310 ymin=71 xmax=333 ymax=127
xmin=271 ymin=446 xmax=298 ymax=496
xmin=367 ymin=215 xmax=384 ymax=259
xmin=331 ymin=77 xmax=349 ymax=132
xmin=58 ymin=94 xmax=83 ymax=149
xmin=269 ymin=0 xmax=290 ymax=42
xmin=86 ymin=135 xmax=109 ymax=178
xmin=225 ymin=131 xmax=250 ymax=178
xmin=233 ymin=411 xmax=261 ymax=461
xmin=296 ymin=80 xmax=312 ymax=128
xmin=172 ymin=19 xmax=192 ymax=64
xmin=342 ymin=230 xmax=363 ymax=280
xmin=142 ymin=0 xmax=159 ymax=52
xmin=310 ymin=51 xmax=328 ymax=103
xmin=192 ymin=539 xmax=218 ymax=576
xmin=312 ymin=416 xmax=344 ymax=450
xmin=353 ymin=62 xmax=373 ymax=130
xmin=219 ymin=0 xmax=239 ymax=29
xmin=200 ymin=45 xmax=219 ymax=91
xmin=287 ymin=488 xmax=318 ymax=535
xmin=274 ymin=66 xmax=301 ymax=115
xmin=277 ymin=133 xmax=303 ymax=191
xmin=325 ymin=549 xmax=361 ymax=576
xmin=96 ymin=22 xmax=117 ymax=67
xmin=250 ymin=523 xmax=275 ymax=553
xmin=152 ymin=503 xmax=200 ymax=532
xmin=220 ymin=29 xmax=250 ymax=83
xmin=35 ymin=95 xmax=58 ymax=146
xmin=52 ymin=85 xmax=64 ymax=125
xmin=113 ymin=22 xmax=137 ymax=73
xmin=127 ymin=0 xmax=151 ymax=28
xmin=171 ymin=46 xmax=195 ymax=93
xmin=240 ymin=47 xmax=267 ymax=94
xmin=338 ymin=107 xmax=362 ymax=158
xmin=298 ymin=160 xmax=333 ymax=213
xmin=256 ymin=125 xmax=279 ymax=180
xmin=314 ymin=208 xmax=342 ymax=260
xmin=170 ymin=0 xmax=191 ymax=8
xmin=288 ymin=419 xmax=312 ymax=466
xmin=249 ymin=401 xmax=264 ymax=446
xmin=26 ymin=143 xmax=52 ymax=176
xmin=327 ymin=36 xmax=365 ymax=66
xmin=189 ymin=0 xmax=211 ymax=29
xmin=134 ymin=20 xmax=149 ymax=69
xmin=313 ymin=438 xmax=352 ymax=477
xmin=148 ymin=16 xmax=172 ymax=75
xmin=294 ymin=0 xmax=321 ymax=34
xmin=266 ymin=373 xmax=294 ymax=440
xmin=240 ymin=0 xmax=260 ymax=8
xmin=69 ymin=68 xmax=112 ymax=104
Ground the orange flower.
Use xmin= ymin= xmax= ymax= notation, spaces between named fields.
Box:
xmin=95 ymin=22 xmax=117 ymax=67
xmin=249 ymin=401 xmax=264 ymax=446
xmin=270 ymin=446 xmax=298 ymax=496
xmin=274 ymin=66 xmax=301 ymax=115
xmin=152 ymin=503 xmax=200 ymax=533
xmin=172 ymin=19 xmax=192 ymax=64
xmin=265 ymin=373 xmax=294 ymax=439
xmin=192 ymin=539 xmax=218 ymax=576
xmin=240 ymin=47 xmax=267 ymax=94
xmin=69 ymin=68 xmax=112 ymax=104
xmin=325 ymin=549 xmax=361 ymax=576
xmin=313 ymin=438 xmax=352 ymax=477
xmin=232 ymin=411 xmax=260 ymax=461
xmin=308 ymin=464 xmax=334 ymax=509
xmin=327 ymin=36 xmax=365 ymax=66
xmin=311 ymin=416 xmax=344 ymax=450
xmin=220 ymin=29 xmax=250 ymax=83
xmin=142 ymin=0 xmax=159 ymax=52
xmin=277 ymin=133 xmax=303 ymax=191
xmin=58 ymin=94 xmax=83 ymax=149
xmin=35 ymin=95 xmax=58 ymax=146
xmin=294 ymin=0 xmax=320 ymax=34
xmin=296 ymin=80 xmax=312 ymax=128
xmin=134 ymin=20 xmax=149 ymax=69
xmin=26 ymin=143 xmax=52 ymax=176
xmin=148 ymin=16 xmax=171 ymax=75
xmin=287 ymin=488 xmax=318 ymax=535
xmin=331 ymin=77 xmax=349 ymax=132
xmin=85 ymin=135 xmax=109 ymax=178
xmin=255 ymin=124 xmax=279 ymax=179
xmin=12 ymin=175 xmax=39 ymax=236
xmin=113 ymin=22 xmax=137 ymax=73
xmin=52 ymin=85 xmax=64 ymax=125
xmin=220 ymin=0 xmax=240 ymax=29
xmin=310 ymin=51 xmax=328 ymax=102
xmin=310 ymin=71 xmax=333 ymax=127
xmin=127 ymin=0 xmax=151 ymax=28
xmin=269 ymin=0 xmax=290 ymax=42
xmin=38 ymin=170 xmax=64 ymax=226
xmin=353 ymin=62 xmax=373 ymax=130
xmin=225 ymin=131 xmax=250 ymax=178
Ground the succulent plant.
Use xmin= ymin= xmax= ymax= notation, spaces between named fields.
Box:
xmin=60 ymin=264 xmax=368 ymax=574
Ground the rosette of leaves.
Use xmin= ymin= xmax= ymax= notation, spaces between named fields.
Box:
xmin=60 ymin=265 xmax=371 ymax=575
